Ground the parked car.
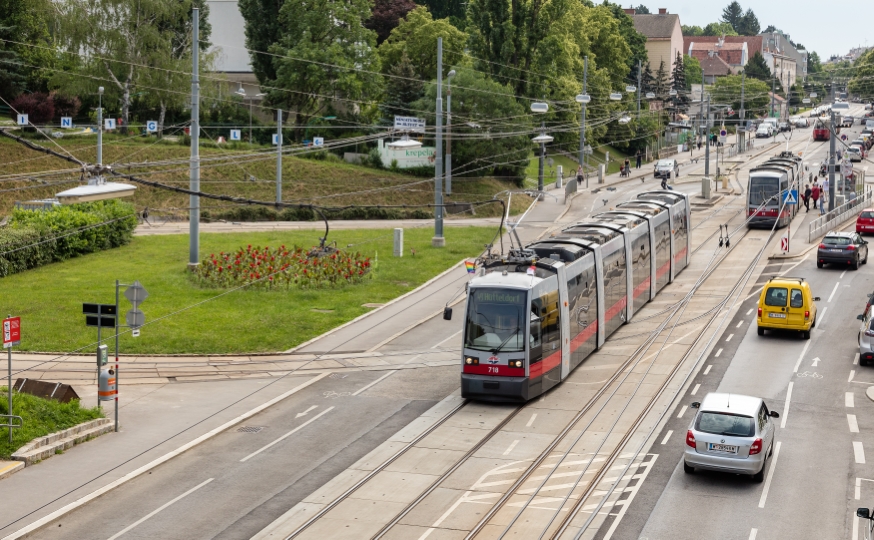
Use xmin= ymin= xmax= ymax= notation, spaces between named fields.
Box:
xmin=858 ymin=306 xmax=874 ymax=366
xmin=683 ymin=393 xmax=779 ymax=482
xmin=794 ymin=118 xmax=810 ymax=128
xmin=654 ymin=159 xmax=679 ymax=180
xmin=817 ymin=231 xmax=869 ymax=270
xmin=848 ymin=146 xmax=864 ymax=162
xmin=756 ymin=124 xmax=774 ymax=138
xmin=856 ymin=209 xmax=874 ymax=234
xmin=866 ymin=103 xmax=872 ymax=110
xmin=757 ymin=277 xmax=819 ymax=339
xmin=844 ymin=116 xmax=856 ymax=127
xmin=778 ymin=121 xmax=791 ymax=132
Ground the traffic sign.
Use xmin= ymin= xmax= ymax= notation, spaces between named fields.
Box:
xmin=61 ymin=117 xmax=72 ymax=128
xmin=842 ymin=161 xmax=854 ymax=177
xmin=313 ymin=137 xmax=324 ymax=147
xmin=272 ymin=133 xmax=281 ymax=145
xmin=146 ymin=120 xmax=158 ymax=133
xmin=780 ymin=236 xmax=789 ymax=252
xmin=104 ymin=118 xmax=116 ymax=130
xmin=3 ymin=317 xmax=20 ymax=348
xmin=16 ymin=114 xmax=27 ymax=126
xmin=803 ymin=98 xmax=811 ymax=104
xmin=230 ymin=129 xmax=241 ymax=141
xmin=126 ymin=309 xmax=145 ymax=328
xmin=783 ymin=190 xmax=798 ymax=205
xmin=842 ymin=134 xmax=848 ymax=141
xmin=124 ymin=281 xmax=148 ymax=306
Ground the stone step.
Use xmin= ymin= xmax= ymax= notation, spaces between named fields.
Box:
xmin=16 ymin=418 xmax=109 ymax=452
xmin=12 ymin=419 xmax=113 ymax=466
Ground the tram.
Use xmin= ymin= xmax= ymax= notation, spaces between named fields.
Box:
xmin=746 ymin=151 xmax=802 ymax=229
xmin=814 ymin=117 xmax=838 ymax=141
xmin=456 ymin=191 xmax=691 ymax=402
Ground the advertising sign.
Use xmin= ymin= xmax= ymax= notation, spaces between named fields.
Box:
xmin=393 ymin=116 xmax=426 ymax=133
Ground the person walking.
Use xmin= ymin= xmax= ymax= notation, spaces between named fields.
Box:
xmin=624 ymin=157 xmax=630 ymax=176
xmin=803 ymin=184 xmax=812 ymax=212
xmin=635 ymin=149 xmax=642 ymax=169
xmin=811 ymin=183 xmax=820 ymax=209
xmin=576 ymin=165 xmax=583 ymax=187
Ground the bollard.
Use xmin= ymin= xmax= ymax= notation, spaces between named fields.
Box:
xmin=556 ymin=165 xmax=563 ymax=189
xmin=702 ymin=176 xmax=711 ymax=199
xmin=598 ymin=164 xmax=605 ymax=184
xmin=393 ymin=228 xmax=403 ymax=257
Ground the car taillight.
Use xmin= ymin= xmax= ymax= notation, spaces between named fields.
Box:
xmin=804 ymin=310 xmax=810 ymax=319
xmin=749 ymin=438 xmax=763 ymax=455
xmin=820 ymin=243 xmax=827 ymax=249
xmin=758 ymin=307 xmax=762 ymax=317
xmin=848 ymin=245 xmax=856 ymax=251
xmin=686 ymin=430 xmax=696 ymax=449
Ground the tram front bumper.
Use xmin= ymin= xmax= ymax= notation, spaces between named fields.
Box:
xmin=461 ymin=373 xmax=529 ymax=402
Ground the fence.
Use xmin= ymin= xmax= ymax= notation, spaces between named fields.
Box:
xmin=807 ymin=188 xmax=874 ymax=242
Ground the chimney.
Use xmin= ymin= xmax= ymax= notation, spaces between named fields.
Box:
xmin=659 ymin=8 xmax=667 ymax=14
xmin=624 ymin=8 xmax=636 ymax=15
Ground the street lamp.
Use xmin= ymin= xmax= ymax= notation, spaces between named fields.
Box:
xmin=446 ymin=69 xmax=456 ymax=195
xmin=530 ymin=101 xmax=550 ymax=195
xmin=609 ymin=92 xmax=623 ymax=101
xmin=97 ymin=86 xmax=104 ymax=167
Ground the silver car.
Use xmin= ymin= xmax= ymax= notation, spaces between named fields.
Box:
xmin=858 ymin=306 xmax=874 ymax=365
xmin=683 ymin=393 xmax=779 ymax=482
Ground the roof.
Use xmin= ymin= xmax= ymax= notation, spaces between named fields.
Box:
xmin=699 ymin=55 xmax=734 ymax=77
xmin=688 ymin=41 xmax=746 ymax=66
xmin=700 ymin=393 xmax=761 ymax=416
xmin=471 ymin=271 xmax=541 ymax=290
xmin=631 ymin=14 xmax=680 ymax=39
xmin=683 ymin=35 xmax=763 ymax=55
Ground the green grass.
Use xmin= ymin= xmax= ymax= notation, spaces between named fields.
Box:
xmin=524 ymin=154 xmax=581 ymax=189
xmin=1 ymin=227 xmax=498 ymax=354
xmin=0 ymin=389 xmax=102 ymax=459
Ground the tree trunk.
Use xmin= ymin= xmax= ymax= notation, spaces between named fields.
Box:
xmin=121 ymin=66 xmax=133 ymax=135
xmin=158 ymin=101 xmax=166 ymax=139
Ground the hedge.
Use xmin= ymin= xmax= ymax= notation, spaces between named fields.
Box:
xmin=0 ymin=200 xmax=138 ymax=277
xmin=202 ymin=206 xmax=432 ymax=223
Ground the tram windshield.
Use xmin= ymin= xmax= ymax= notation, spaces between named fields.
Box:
xmin=464 ymin=288 xmax=527 ymax=353
xmin=749 ymin=176 xmax=780 ymax=207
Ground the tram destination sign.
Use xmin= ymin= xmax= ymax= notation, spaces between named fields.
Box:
xmin=473 ymin=290 xmax=525 ymax=304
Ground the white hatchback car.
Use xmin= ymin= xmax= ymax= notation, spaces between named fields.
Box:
xmin=683 ymin=393 xmax=779 ymax=482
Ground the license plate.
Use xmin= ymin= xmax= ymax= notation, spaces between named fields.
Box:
xmin=708 ymin=443 xmax=738 ymax=453
xmin=768 ymin=313 xmax=786 ymax=318
xmin=831 ymin=249 xmax=842 ymax=252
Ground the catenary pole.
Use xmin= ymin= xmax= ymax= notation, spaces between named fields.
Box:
xmin=433 ymin=37 xmax=444 ymax=247
xmin=276 ymin=109 xmax=282 ymax=204
xmin=188 ymin=7 xmax=200 ymax=269
xmin=829 ymin=109 xmax=836 ymax=212
xmin=582 ymin=56 xmax=588 ymax=188
xmin=705 ymin=92 xmax=711 ymax=177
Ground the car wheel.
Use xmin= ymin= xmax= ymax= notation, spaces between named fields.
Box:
xmin=865 ymin=250 xmax=869 ymax=264
xmin=768 ymin=441 xmax=774 ymax=457
xmin=854 ymin=257 xmax=861 ymax=270
xmin=757 ymin=326 xmax=764 ymax=336
xmin=803 ymin=330 xmax=810 ymax=340
xmin=817 ymin=261 xmax=824 ymax=268
xmin=683 ymin=461 xmax=694 ymax=474
xmin=753 ymin=456 xmax=767 ymax=483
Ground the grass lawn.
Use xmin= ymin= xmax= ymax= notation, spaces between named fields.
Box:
xmin=3 ymin=226 xmax=498 ymax=354
xmin=0 ymin=390 xmax=102 ymax=459
xmin=524 ymin=153 xmax=580 ymax=189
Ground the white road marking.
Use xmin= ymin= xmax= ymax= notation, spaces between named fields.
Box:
xmin=661 ymin=430 xmax=673 ymax=445
xmin=295 ymin=406 xmax=317 ymax=418
xmin=240 ymin=407 xmax=334 ymax=462
xmin=749 ymin=529 xmax=758 ymax=540
xmin=842 ymin=269 xmax=848 ymax=279
xmin=431 ymin=329 xmax=463 ymax=348
xmin=828 ymin=282 xmax=840 ymax=302
xmin=677 ymin=405 xmax=688 ymax=418
xmin=849 ymin=414 xmax=860 ymax=433
xmin=691 ymin=384 xmax=701 ymax=396
xmin=746 ymin=308 xmax=754 ymax=316
xmin=793 ymin=341 xmax=812 ymax=373
xmin=811 ymin=357 xmax=820 ymax=367
xmin=526 ymin=413 xmax=538 ymax=427
xmin=855 ymin=441 xmax=867 ymax=464
xmin=503 ymin=440 xmax=519 ymax=456
xmin=848 ymin=392 xmax=856 ymax=408
xmin=404 ymin=353 xmax=423 ymax=364
xmin=851 ymin=370 xmax=857 ymax=383
xmin=855 ymin=353 xmax=860 ymax=366
xmin=704 ymin=365 xmax=712 ymax=375
xmin=715 ymin=348 xmax=723 ymax=358
xmin=351 ymin=370 xmax=397 ymax=396
xmin=736 ymin=320 xmax=744 ymax=328
xmin=726 ymin=333 xmax=734 ymax=342
xmin=106 ymin=478 xmax=214 ymax=540
xmin=781 ymin=382 xmax=793 ymax=429
xmin=758 ymin=441 xmax=782 ymax=508
xmin=817 ymin=306 xmax=828 ymax=328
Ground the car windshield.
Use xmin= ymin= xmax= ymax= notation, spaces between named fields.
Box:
xmin=861 ymin=211 xmax=874 ymax=218
xmin=464 ymin=288 xmax=526 ymax=352
xmin=764 ymin=287 xmax=788 ymax=307
xmin=824 ymin=236 xmax=851 ymax=245
xmin=657 ymin=160 xmax=672 ymax=168
xmin=834 ymin=102 xmax=850 ymax=109
xmin=697 ymin=412 xmax=755 ymax=437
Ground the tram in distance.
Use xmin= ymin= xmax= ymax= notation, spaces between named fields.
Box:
xmin=814 ymin=117 xmax=839 ymax=141
xmin=453 ymin=191 xmax=691 ymax=402
xmin=747 ymin=151 xmax=803 ymax=229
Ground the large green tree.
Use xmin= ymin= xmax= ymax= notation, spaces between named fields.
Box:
xmin=0 ymin=25 xmax=25 ymax=98
xmin=685 ymin=54 xmax=702 ymax=87
xmin=671 ymin=52 xmax=689 ymax=112
xmin=703 ymin=22 xmax=738 ymax=37
xmin=378 ymin=52 xmax=424 ymax=123
xmin=721 ymin=2 xmax=743 ymax=30
xmin=634 ymin=4 xmax=650 ymax=14
xmin=744 ymin=51 xmax=772 ymax=82
xmin=736 ymin=9 xmax=760 ymax=36
xmin=682 ymin=25 xmax=704 ymax=36
xmin=417 ymin=0 xmax=466 ymax=24
xmin=238 ymin=0 xmax=285 ymax=85
xmin=269 ymin=0 xmax=383 ymax=136
xmin=713 ymin=74 xmax=769 ymax=118
xmin=808 ymin=51 xmax=823 ymax=74
xmin=0 ymin=0 xmax=56 ymax=92
xmin=605 ymin=3 xmax=648 ymax=76
xmin=850 ymin=50 xmax=874 ymax=99
xmin=379 ymin=6 xmax=466 ymax=80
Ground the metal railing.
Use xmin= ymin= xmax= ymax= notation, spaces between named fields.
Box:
xmin=807 ymin=188 xmax=874 ymax=242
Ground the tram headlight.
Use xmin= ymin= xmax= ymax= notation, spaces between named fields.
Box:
xmin=510 ymin=360 xmax=524 ymax=368
xmin=465 ymin=357 xmax=479 ymax=365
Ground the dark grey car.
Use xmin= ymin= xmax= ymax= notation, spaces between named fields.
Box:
xmin=817 ymin=232 xmax=869 ymax=269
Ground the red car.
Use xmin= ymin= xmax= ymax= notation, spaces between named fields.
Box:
xmin=857 ymin=209 xmax=874 ymax=234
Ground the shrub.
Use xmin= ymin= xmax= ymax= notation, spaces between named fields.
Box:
xmin=10 ymin=92 xmax=55 ymax=124
xmin=194 ymin=244 xmax=371 ymax=290
xmin=51 ymin=93 xmax=82 ymax=119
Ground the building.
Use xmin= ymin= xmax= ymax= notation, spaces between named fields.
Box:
xmin=699 ymin=54 xmax=735 ymax=84
xmin=764 ymin=51 xmax=796 ymax=91
xmin=684 ymin=38 xmax=748 ymax=71
xmin=206 ymin=1 xmax=262 ymax=98
xmin=760 ymin=31 xmax=808 ymax=82
xmin=627 ymin=8 xmax=684 ymax=72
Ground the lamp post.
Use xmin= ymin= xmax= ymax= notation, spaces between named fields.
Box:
xmin=577 ymin=56 xmax=589 ymax=186
xmin=97 ymin=86 xmax=104 ymax=167
xmin=446 ymin=69 xmax=455 ymax=195
xmin=530 ymin=102 xmax=550 ymax=195
xmin=235 ymin=85 xmax=268 ymax=144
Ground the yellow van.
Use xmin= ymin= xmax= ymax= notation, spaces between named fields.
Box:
xmin=757 ymin=277 xmax=820 ymax=339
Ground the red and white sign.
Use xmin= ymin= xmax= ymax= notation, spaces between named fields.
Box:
xmin=780 ymin=236 xmax=789 ymax=253
xmin=2 ymin=317 xmax=20 ymax=348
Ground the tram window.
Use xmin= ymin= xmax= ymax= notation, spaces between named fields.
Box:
xmin=533 ymin=293 xmax=561 ymax=352
xmin=530 ymin=309 xmax=542 ymax=348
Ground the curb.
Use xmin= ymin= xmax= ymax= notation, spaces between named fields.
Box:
xmin=0 ymin=461 xmax=24 ymax=481
xmin=866 ymin=386 xmax=874 ymax=403
xmin=11 ymin=418 xmax=113 ymax=467
xmin=768 ymin=217 xmax=857 ymax=260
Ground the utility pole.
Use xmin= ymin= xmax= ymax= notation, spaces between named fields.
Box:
xmin=276 ymin=109 xmax=282 ymax=204
xmin=579 ymin=56 xmax=588 ymax=187
xmin=446 ymin=70 xmax=455 ymax=195
xmin=97 ymin=87 xmax=104 ymax=167
xmin=538 ymin=121 xmax=545 ymax=193
xmin=188 ymin=6 xmax=200 ymax=269
xmin=637 ymin=59 xmax=642 ymax=119
xmin=705 ymin=93 xmax=711 ymax=177
xmin=432 ymin=37 xmax=445 ymax=247
xmin=770 ymin=74 xmax=776 ymax=119
xmin=829 ymin=109 xmax=836 ymax=212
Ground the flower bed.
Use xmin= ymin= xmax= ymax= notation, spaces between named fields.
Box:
xmin=195 ymin=244 xmax=371 ymax=289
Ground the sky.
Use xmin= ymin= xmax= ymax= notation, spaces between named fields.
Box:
xmin=635 ymin=1 xmax=871 ymax=60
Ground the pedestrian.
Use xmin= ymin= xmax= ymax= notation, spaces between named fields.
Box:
xmin=811 ymin=183 xmax=820 ymax=209
xmin=803 ymin=184 xmax=812 ymax=212
xmin=576 ymin=165 xmax=583 ymax=186
xmin=635 ymin=149 xmax=642 ymax=169
xmin=660 ymin=178 xmax=673 ymax=191
xmin=624 ymin=157 xmax=630 ymax=175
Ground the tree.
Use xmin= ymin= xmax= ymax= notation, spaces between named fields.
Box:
xmin=721 ymin=1 xmax=743 ymax=31
xmin=269 ymin=0 xmax=383 ymax=137
xmin=703 ymin=22 xmax=738 ymax=37
xmin=713 ymin=75 xmax=769 ymax=118
xmin=417 ymin=0 xmax=466 ymax=28
xmin=653 ymin=60 xmax=670 ymax=99
xmin=414 ymin=67 xmax=531 ymax=183
xmin=763 ymin=25 xmax=778 ymax=33
xmin=366 ymin=0 xmax=417 ymax=45
xmin=606 ymin=3 xmax=648 ymax=75
xmin=850 ymin=50 xmax=874 ymax=99
xmin=0 ymin=25 xmax=25 ymax=98
xmin=238 ymin=0 xmax=286 ymax=85
xmin=682 ymin=25 xmax=704 ymax=37
xmin=379 ymin=7 xmax=466 ymax=80
xmin=378 ymin=52 xmax=424 ymax=122
xmin=744 ymin=51 xmax=772 ymax=82
xmin=671 ymin=52 xmax=689 ymax=112
xmin=685 ymin=55 xmax=703 ymax=87
xmin=641 ymin=61 xmax=655 ymax=96
xmin=634 ymin=5 xmax=650 ymax=14
xmin=0 ymin=0 xmax=56 ymax=92
xmin=736 ymin=9 xmax=760 ymax=36
xmin=10 ymin=92 xmax=54 ymax=124
xmin=808 ymin=51 xmax=823 ymax=74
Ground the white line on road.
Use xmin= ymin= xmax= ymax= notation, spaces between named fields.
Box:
xmin=842 ymin=269 xmax=848 ymax=279
xmin=295 ymin=406 xmax=317 ymax=418
xmin=793 ymin=341 xmax=812 ymax=373
xmin=851 ymin=370 xmax=856 ymax=383
xmin=736 ymin=320 xmax=744 ymax=328
xmin=726 ymin=334 xmax=734 ymax=342
xmin=704 ymin=365 xmax=712 ymax=375
xmin=526 ymin=413 xmax=538 ymax=427
xmin=848 ymin=392 xmax=856 ymax=408
xmin=855 ymin=353 xmax=860 ymax=366
xmin=691 ymin=384 xmax=701 ymax=396
xmin=240 ymin=407 xmax=334 ymax=462
xmin=503 ymin=440 xmax=519 ymax=456
xmin=351 ymin=370 xmax=397 ymax=396
xmin=849 ymin=414 xmax=860 ymax=433
xmin=758 ymin=441 xmax=782 ymax=508
xmin=107 ymin=478 xmax=214 ymax=540
xmin=749 ymin=529 xmax=758 ymax=540
xmin=856 ymin=442 xmax=867 ymax=464
xmin=677 ymin=405 xmax=688 ymax=418
xmin=829 ymin=282 xmax=840 ymax=302
xmin=746 ymin=308 xmax=754 ymax=316
xmin=715 ymin=348 xmax=723 ymax=358
xmin=817 ymin=306 xmax=829 ymax=328
xmin=781 ymin=382 xmax=793 ymax=429
xmin=431 ymin=329 xmax=463 ymax=349
xmin=661 ymin=430 xmax=673 ymax=445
